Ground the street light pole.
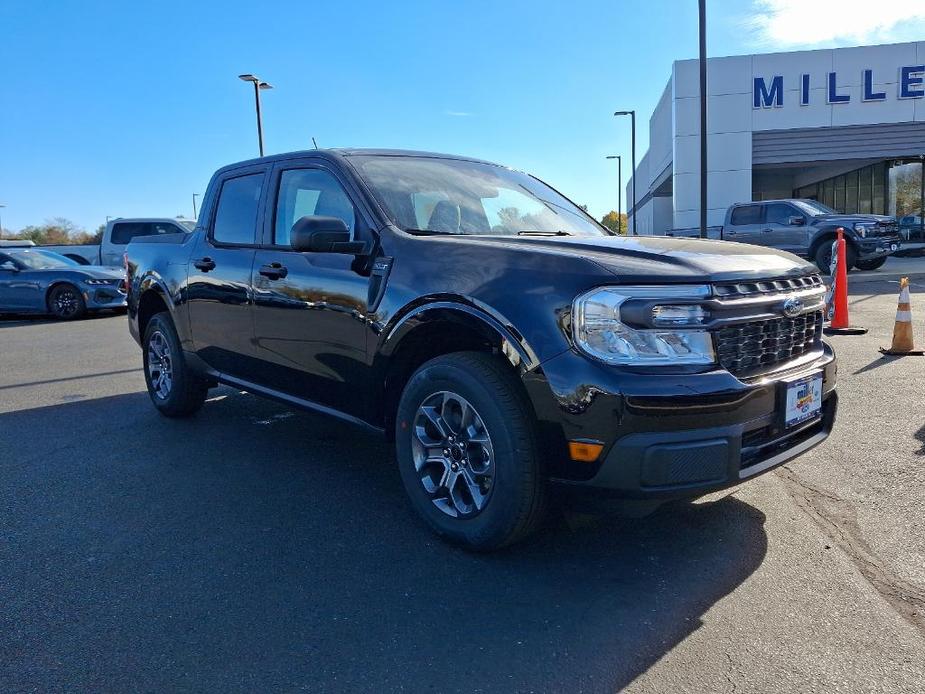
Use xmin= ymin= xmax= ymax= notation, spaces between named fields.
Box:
xmin=614 ymin=110 xmax=637 ymax=235
xmin=606 ymin=155 xmax=622 ymax=235
xmin=238 ymin=74 xmax=273 ymax=157
xmin=699 ymin=0 xmax=708 ymax=239
xmin=0 ymin=204 xmax=5 ymax=238
xmin=192 ymin=193 xmax=199 ymax=219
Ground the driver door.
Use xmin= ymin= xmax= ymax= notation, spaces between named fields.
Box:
xmin=762 ymin=202 xmax=806 ymax=254
xmin=250 ymin=161 xmax=372 ymax=419
xmin=0 ymin=255 xmax=40 ymax=311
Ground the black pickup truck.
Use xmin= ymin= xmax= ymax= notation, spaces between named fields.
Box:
xmin=126 ymin=149 xmax=837 ymax=550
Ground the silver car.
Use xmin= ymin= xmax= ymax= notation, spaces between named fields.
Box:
xmin=0 ymin=247 xmax=126 ymax=319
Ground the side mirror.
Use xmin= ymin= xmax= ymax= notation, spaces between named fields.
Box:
xmin=290 ymin=216 xmax=366 ymax=254
xmin=788 ymin=216 xmax=805 ymax=226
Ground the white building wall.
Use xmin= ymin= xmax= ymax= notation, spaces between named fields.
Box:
xmin=629 ymin=40 xmax=925 ymax=234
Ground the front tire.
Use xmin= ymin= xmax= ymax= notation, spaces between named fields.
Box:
xmin=48 ymin=284 xmax=86 ymax=320
xmin=395 ymin=352 xmax=547 ymax=551
xmin=142 ymin=312 xmax=209 ymax=417
xmin=815 ymin=241 xmax=857 ymax=274
xmin=855 ymin=256 xmax=888 ymax=271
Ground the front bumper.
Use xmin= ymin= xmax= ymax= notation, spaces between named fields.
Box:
xmin=523 ymin=343 xmax=837 ymax=501
xmin=83 ymin=286 xmax=127 ymax=310
xmin=857 ymin=235 xmax=901 ymax=259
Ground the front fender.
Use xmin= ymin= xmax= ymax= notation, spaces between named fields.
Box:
xmin=378 ymin=298 xmax=541 ymax=372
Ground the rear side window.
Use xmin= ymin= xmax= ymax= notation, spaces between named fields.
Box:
xmin=110 ymin=222 xmax=149 ymax=245
xmin=111 ymin=221 xmax=187 ymax=244
xmin=213 ymin=173 xmax=264 ymax=245
xmin=730 ymin=205 xmax=763 ymax=225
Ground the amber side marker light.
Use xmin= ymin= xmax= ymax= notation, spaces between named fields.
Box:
xmin=568 ymin=441 xmax=604 ymax=463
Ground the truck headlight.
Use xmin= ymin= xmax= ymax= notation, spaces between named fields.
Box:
xmin=572 ymin=286 xmax=716 ymax=365
xmin=854 ymin=223 xmax=868 ymax=237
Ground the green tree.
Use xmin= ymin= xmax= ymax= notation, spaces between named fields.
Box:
xmin=600 ymin=210 xmax=629 ymax=235
xmin=11 ymin=217 xmax=92 ymax=245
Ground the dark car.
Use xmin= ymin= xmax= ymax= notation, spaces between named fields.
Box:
xmin=0 ymin=247 xmax=126 ymax=319
xmin=126 ymin=149 xmax=837 ymax=550
xmin=723 ymin=199 xmax=901 ymax=271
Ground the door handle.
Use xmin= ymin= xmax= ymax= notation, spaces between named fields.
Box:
xmin=726 ymin=230 xmax=736 ymax=235
xmin=193 ymin=257 xmax=216 ymax=272
xmin=259 ymin=262 xmax=288 ymax=280
xmin=761 ymin=228 xmax=774 ymax=233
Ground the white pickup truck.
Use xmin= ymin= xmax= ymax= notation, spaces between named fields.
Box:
xmin=41 ymin=218 xmax=195 ymax=266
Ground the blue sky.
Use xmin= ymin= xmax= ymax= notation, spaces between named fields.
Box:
xmin=2 ymin=0 xmax=924 ymax=232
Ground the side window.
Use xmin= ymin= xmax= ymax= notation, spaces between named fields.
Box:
xmin=274 ymin=168 xmax=356 ymax=246
xmin=0 ymin=254 xmax=16 ymax=270
xmin=730 ymin=204 xmax=763 ymax=225
xmin=765 ymin=203 xmax=798 ymax=225
xmin=213 ymin=173 xmax=264 ymax=245
xmin=150 ymin=222 xmax=185 ymax=235
xmin=110 ymin=222 xmax=151 ymax=245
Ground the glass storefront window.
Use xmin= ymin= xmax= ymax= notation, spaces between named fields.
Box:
xmin=845 ymin=170 xmax=859 ymax=212
xmin=872 ymin=162 xmax=885 ymax=214
xmin=889 ymin=161 xmax=923 ymax=218
xmin=859 ymin=166 xmax=873 ymax=214
xmin=789 ymin=160 xmax=920 ymax=219
xmin=822 ymin=178 xmax=834 ymax=208
xmin=834 ymin=175 xmax=845 ymax=211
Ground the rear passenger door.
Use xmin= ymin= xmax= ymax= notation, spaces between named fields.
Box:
xmin=725 ymin=204 xmax=764 ymax=245
xmin=186 ymin=167 xmax=268 ymax=380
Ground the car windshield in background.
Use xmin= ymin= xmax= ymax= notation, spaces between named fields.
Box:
xmin=352 ymin=155 xmax=606 ymax=237
xmin=792 ymin=200 xmax=837 ymax=217
xmin=180 ymin=220 xmax=196 ymax=231
xmin=8 ymin=249 xmax=80 ymax=269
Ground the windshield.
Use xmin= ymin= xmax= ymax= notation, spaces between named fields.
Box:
xmin=352 ymin=155 xmax=606 ymax=237
xmin=7 ymin=249 xmax=80 ymax=269
xmin=179 ymin=220 xmax=197 ymax=231
xmin=792 ymin=199 xmax=836 ymax=217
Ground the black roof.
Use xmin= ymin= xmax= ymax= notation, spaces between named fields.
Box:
xmin=214 ymin=148 xmax=504 ymax=176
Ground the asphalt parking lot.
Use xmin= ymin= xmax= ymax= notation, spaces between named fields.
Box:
xmin=2 ymin=258 xmax=924 ymax=693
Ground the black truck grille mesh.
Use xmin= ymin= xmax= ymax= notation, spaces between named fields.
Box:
xmin=715 ymin=311 xmax=823 ymax=375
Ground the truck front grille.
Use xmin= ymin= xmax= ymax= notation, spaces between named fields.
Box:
xmin=715 ymin=310 xmax=824 ymax=376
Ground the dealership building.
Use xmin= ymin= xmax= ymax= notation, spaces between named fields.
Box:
xmin=627 ymin=40 xmax=925 ymax=235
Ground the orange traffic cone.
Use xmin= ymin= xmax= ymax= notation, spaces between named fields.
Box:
xmin=824 ymin=228 xmax=867 ymax=335
xmin=880 ymin=277 xmax=924 ymax=356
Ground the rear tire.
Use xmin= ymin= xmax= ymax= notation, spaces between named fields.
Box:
xmin=814 ymin=241 xmax=857 ymax=274
xmin=855 ymin=256 xmax=888 ymax=271
xmin=48 ymin=284 xmax=86 ymax=320
xmin=395 ymin=352 xmax=547 ymax=551
xmin=142 ymin=312 xmax=209 ymax=418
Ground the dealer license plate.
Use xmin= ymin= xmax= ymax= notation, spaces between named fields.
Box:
xmin=784 ymin=374 xmax=823 ymax=428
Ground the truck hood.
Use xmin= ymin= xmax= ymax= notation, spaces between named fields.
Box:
xmin=453 ymin=234 xmax=818 ymax=283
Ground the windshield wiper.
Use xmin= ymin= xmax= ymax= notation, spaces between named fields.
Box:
xmin=517 ymin=230 xmax=572 ymax=236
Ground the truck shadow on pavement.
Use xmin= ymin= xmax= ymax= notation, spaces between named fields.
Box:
xmin=1 ymin=388 xmax=768 ymax=692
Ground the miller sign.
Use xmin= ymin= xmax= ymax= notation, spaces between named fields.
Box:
xmin=753 ymin=65 xmax=925 ymax=108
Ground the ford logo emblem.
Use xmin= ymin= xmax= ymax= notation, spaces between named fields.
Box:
xmin=782 ymin=298 xmax=803 ymax=317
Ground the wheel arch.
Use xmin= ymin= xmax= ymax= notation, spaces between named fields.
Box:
xmin=375 ymin=301 xmax=539 ymax=438
xmin=136 ymin=281 xmax=174 ymax=339
xmin=809 ymin=227 xmax=858 ymax=257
